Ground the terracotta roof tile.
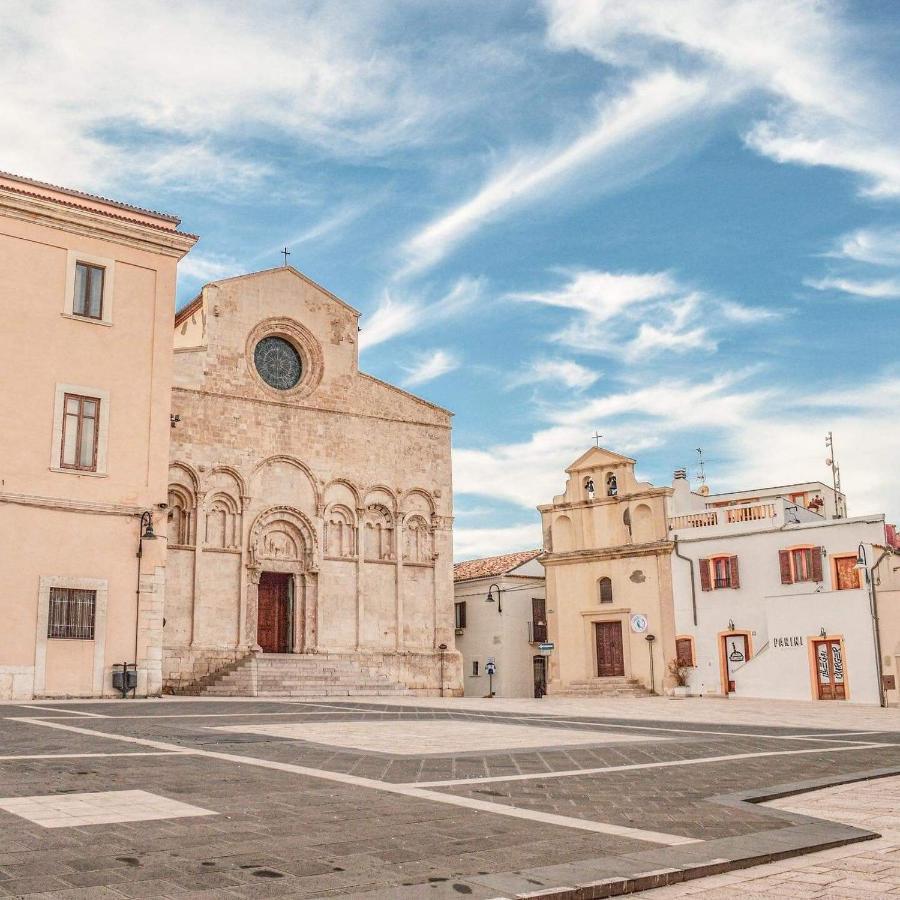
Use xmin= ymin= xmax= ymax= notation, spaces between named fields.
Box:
xmin=453 ymin=549 xmax=543 ymax=582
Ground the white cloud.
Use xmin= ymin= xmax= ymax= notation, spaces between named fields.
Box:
xmin=359 ymin=276 xmax=484 ymax=350
xmin=828 ymin=227 xmax=900 ymax=267
xmin=511 ymin=270 xmax=770 ymax=360
xmin=454 ymin=370 xmax=900 ymax=522
xmin=400 ymin=70 xmax=714 ymax=275
xmin=454 ymin=524 xmax=543 ymax=561
xmin=401 ymin=349 xmax=460 ymax=387
xmin=178 ymin=252 xmax=244 ymax=285
xmin=544 ymin=0 xmax=900 ymax=198
xmin=805 ymin=276 xmax=900 ymax=300
xmin=508 ymin=359 xmax=600 ymax=391
xmin=0 ymin=2 xmax=431 ymax=194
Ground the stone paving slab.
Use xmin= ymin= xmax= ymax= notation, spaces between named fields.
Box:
xmin=0 ymin=699 xmax=898 ymax=898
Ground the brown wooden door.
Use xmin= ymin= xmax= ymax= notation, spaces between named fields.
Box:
xmin=257 ymin=572 xmax=291 ymax=653
xmin=814 ymin=640 xmax=847 ymax=700
xmin=595 ymin=621 xmax=625 ymax=677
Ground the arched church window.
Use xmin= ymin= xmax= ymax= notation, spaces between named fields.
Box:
xmin=598 ymin=577 xmax=613 ymax=604
xmin=404 ymin=515 xmax=432 ymax=563
xmin=364 ymin=505 xmax=394 ymax=561
xmin=325 ymin=506 xmax=356 ymax=558
xmin=167 ymin=487 xmax=194 ymax=546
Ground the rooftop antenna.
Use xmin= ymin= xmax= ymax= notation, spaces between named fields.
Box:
xmin=281 ymin=247 xmax=291 ymax=267
xmin=825 ymin=431 xmax=844 ymax=518
xmin=695 ymin=447 xmax=707 ymax=486
xmin=592 ymin=432 xmax=603 ymax=448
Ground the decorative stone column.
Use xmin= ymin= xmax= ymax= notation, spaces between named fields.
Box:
xmin=246 ymin=564 xmax=262 ymax=652
xmin=237 ymin=494 xmax=252 ymax=649
xmin=355 ymin=507 xmax=365 ymax=650
xmin=190 ymin=491 xmax=206 ymax=648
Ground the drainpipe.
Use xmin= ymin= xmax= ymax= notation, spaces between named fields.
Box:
xmin=673 ymin=535 xmax=697 ymax=626
xmin=870 ymin=548 xmax=893 ymax=708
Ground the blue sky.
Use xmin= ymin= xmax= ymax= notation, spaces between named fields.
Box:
xmin=6 ymin=1 xmax=900 ymax=557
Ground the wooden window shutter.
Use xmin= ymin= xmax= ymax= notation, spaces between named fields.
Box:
xmin=810 ymin=548 xmax=824 ymax=582
xmin=729 ymin=556 xmax=740 ymax=589
xmin=699 ymin=559 xmax=712 ymax=592
xmin=779 ymin=549 xmax=793 ymax=584
xmin=676 ymin=638 xmax=693 ymax=667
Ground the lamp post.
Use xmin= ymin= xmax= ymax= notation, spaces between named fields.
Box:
xmin=856 ymin=542 xmax=888 ymax=707
xmin=645 ymin=634 xmax=656 ymax=695
xmin=132 ymin=511 xmax=158 ymax=696
xmin=485 ymin=583 xmax=502 ymax=614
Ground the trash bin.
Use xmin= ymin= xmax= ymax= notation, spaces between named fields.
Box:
xmin=112 ymin=663 xmax=137 ymax=697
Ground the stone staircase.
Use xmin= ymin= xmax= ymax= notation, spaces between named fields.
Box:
xmin=200 ymin=652 xmax=410 ymax=698
xmin=550 ymin=676 xmax=653 ymax=698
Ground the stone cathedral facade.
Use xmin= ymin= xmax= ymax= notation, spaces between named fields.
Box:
xmin=163 ymin=267 xmax=461 ymax=694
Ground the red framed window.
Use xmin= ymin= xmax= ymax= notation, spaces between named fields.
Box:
xmin=700 ymin=556 xmax=740 ymax=590
xmin=779 ymin=547 xmax=824 ymax=584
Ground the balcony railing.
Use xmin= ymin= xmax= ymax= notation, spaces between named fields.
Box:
xmin=669 ymin=501 xmax=779 ymax=532
xmin=725 ymin=503 xmax=775 ymax=523
xmin=669 ymin=511 xmax=718 ymax=529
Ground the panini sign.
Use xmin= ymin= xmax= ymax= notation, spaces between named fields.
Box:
xmin=772 ymin=635 xmax=804 ymax=649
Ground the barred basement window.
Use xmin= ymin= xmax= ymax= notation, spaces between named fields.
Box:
xmin=48 ymin=588 xmax=96 ymax=639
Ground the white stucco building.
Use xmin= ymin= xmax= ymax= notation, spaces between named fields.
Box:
xmin=452 ymin=551 xmax=547 ymax=698
xmin=669 ymin=471 xmax=887 ymax=704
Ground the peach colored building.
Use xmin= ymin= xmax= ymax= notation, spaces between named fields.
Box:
xmin=539 ymin=447 xmax=677 ymax=696
xmin=0 ymin=172 xmax=196 ymax=699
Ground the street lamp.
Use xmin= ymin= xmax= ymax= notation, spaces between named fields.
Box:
xmin=854 ymin=542 xmax=868 ymax=577
xmin=645 ymin=634 xmax=656 ymax=695
xmin=127 ymin=511 xmax=159 ymax=698
xmin=485 ymin=583 xmax=502 ymax=613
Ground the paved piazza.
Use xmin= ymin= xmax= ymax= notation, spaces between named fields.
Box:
xmin=0 ymin=698 xmax=898 ymax=898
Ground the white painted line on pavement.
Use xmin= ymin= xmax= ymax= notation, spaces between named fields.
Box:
xmin=15 ymin=705 xmax=108 ymax=718
xmin=9 ymin=716 xmax=699 ymax=846
xmin=411 ymin=742 xmax=889 ymax=788
xmin=0 ymin=751 xmax=190 ymax=761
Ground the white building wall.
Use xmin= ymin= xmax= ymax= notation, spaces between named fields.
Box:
xmin=453 ymin=563 xmax=545 ymax=698
xmin=672 ymin=515 xmax=885 ymax=704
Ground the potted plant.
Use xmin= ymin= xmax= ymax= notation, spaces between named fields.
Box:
xmin=667 ymin=659 xmax=692 ymax=698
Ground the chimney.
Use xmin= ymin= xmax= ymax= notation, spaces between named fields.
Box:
xmin=674 ymin=467 xmax=687 ymax=480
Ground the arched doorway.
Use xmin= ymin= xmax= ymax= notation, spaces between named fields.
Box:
xmin=248 ymin=506 xmax=318 ymax=653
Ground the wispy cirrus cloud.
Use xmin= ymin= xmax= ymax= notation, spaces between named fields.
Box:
xmin=827 ymin=227 xmax=900 ymax=267
xmin=507 ymin=358 xmax=600 ymax=392
xmin=399 ymin=70 xmax=715 ymax=276
xmin=359 ymin=276 xmax=485 ymax=350
xmin=0 ymin=2 xmax=431 ymax=195
xmin=178 ymin=252 xmax=244 ymax=286
xmin=401 ymin=349 xmax=460 ymax=387
xmin=544 ymin=0 xmax=900 ymax=198
xmin=805 ymin=276 xmax=900 ymax=300
xmin=510 ymin=269 xmax=772 ymax=360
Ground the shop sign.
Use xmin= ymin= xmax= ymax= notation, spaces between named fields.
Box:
xmin=772 ymin=635 xmax=804 ymax=649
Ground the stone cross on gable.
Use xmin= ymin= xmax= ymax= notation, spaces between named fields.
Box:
xmin=593 ymin=432 xmax=603 ymax=448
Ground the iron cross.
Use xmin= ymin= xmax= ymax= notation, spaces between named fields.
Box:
xmin=593 ymin=432 xmax=603 ymax=448
xmin=281 ymin=247 xmax=291 ymax=267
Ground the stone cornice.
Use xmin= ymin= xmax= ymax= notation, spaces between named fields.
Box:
xmin=538 ymin=485 xmax=673 ymax=513
xmin=171 ymin=386 xmax=453 ymax=431
xmin=0 ymin=188 xmax=197 ymax=258
xmin=0 ymin=491 xmax=146 ymax=517
xmin=541 ymin=540 xmax=674 ymax=566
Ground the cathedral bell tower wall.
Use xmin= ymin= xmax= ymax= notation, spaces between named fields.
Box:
xmin=164 ymin=267 xmax=461 ymax=695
